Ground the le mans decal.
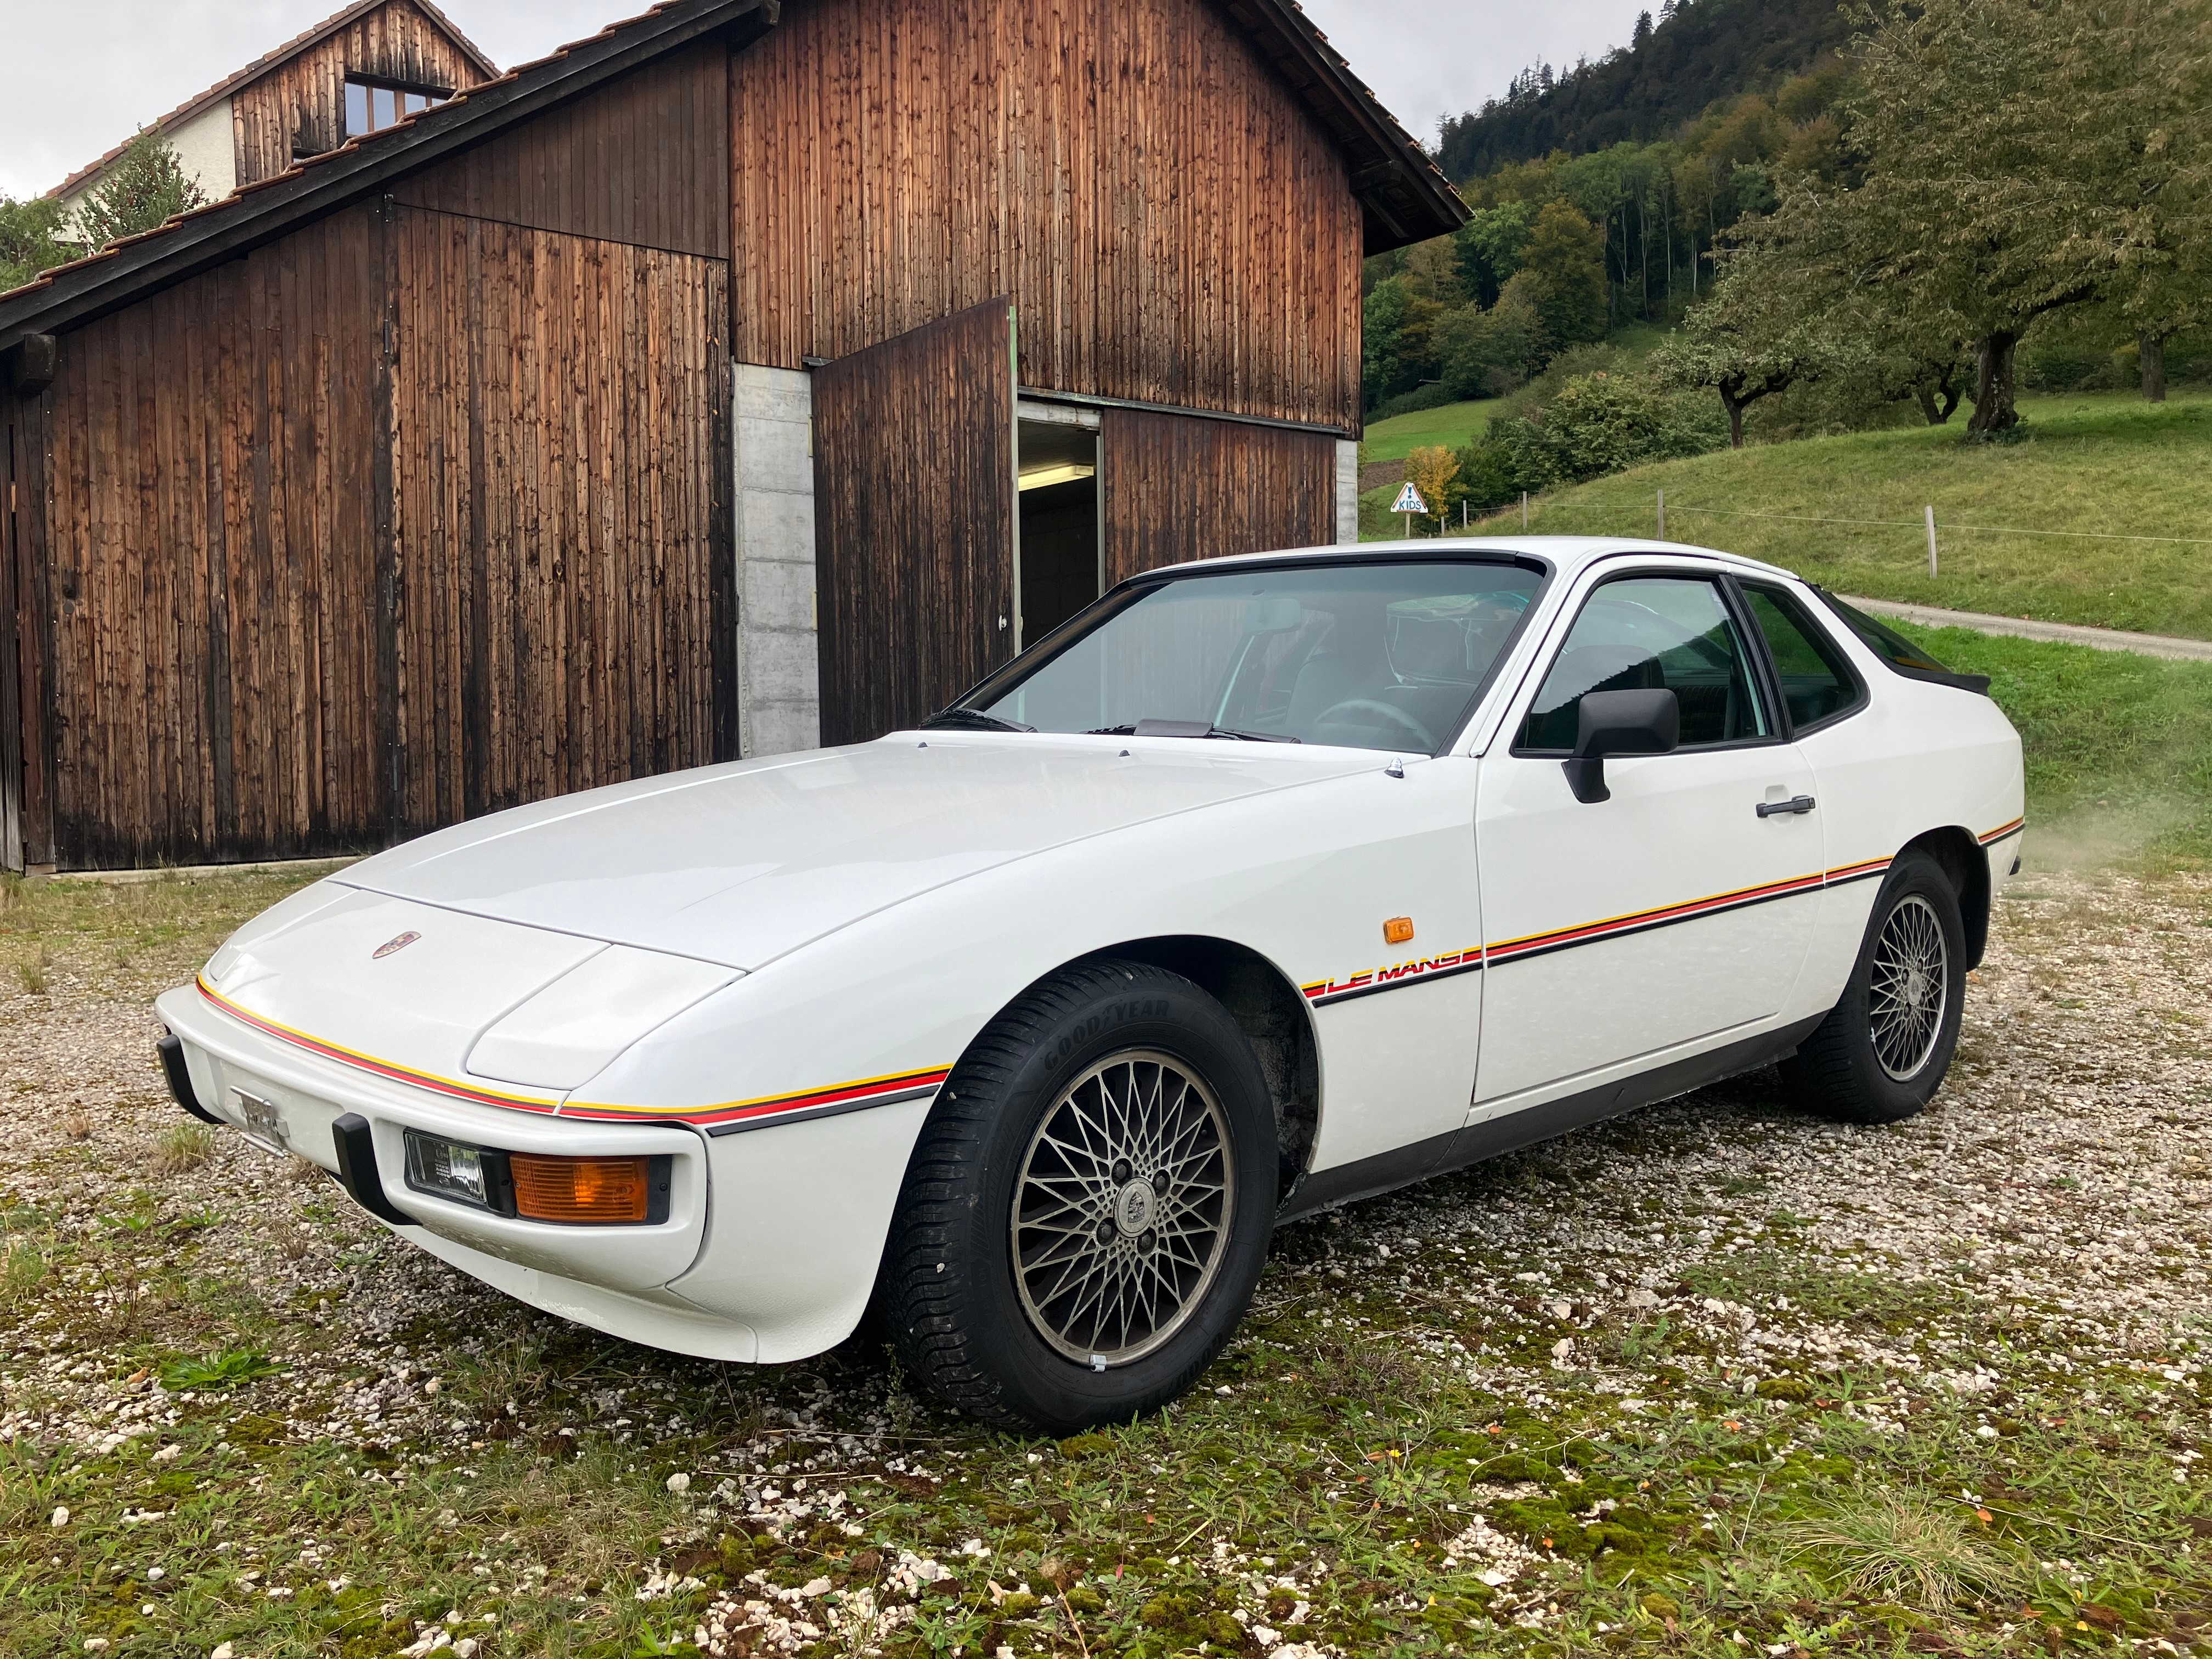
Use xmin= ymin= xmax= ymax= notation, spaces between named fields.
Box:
xmin=1302 ymin=946 xmax=1483 ymax=1009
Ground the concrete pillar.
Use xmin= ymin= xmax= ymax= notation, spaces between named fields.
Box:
xmin=1335 ymin=438 xmax=1361 ymax=545
xmin=732 ymin=364 xmax=821 ymax=758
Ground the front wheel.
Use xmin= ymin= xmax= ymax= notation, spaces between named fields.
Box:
xmin=881 ymin=959 xmax=1278 ymax=1434
xmin=1780 ymin=850 xmax=1966 ymax=1124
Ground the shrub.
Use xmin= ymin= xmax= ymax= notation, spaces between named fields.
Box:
xmin=1486 ymin=371 xmax=1728 ymax=493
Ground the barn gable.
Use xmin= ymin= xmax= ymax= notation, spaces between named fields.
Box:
xmin=1 ymin=0 xmax=1464 ymax=871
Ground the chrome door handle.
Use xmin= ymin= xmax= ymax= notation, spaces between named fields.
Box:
xmin=1757 ymin=795 xmax=1816 ymax=818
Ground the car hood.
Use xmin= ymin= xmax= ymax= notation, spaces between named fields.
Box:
xmin=338 ymin=736 xmax=1370 ymax=969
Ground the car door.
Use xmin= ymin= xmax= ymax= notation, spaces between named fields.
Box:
xmin=1470 ymin=566 xmax=1826 ymax=1116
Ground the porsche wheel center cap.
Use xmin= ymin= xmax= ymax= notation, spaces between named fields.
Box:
xmin=1114 ymin=1180 xmax=1159 ymax=1238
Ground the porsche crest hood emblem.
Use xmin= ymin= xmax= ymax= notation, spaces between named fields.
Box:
xmin=372 ymin=931 xmax=422 ymax=961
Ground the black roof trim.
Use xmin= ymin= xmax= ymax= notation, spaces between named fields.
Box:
xmin=1222 ymin=0 xmax=1469 ymax=253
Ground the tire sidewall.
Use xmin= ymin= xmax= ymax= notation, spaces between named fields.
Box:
xmin=942 ymin=968 xmax=1276 ymax=1432
xmin=1839 ymin=853 xmax=1967 ymax=1115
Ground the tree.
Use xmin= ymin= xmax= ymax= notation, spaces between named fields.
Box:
xmin=0 ymin=194 xmax=69 ymax=293
xmin=1404 ymin=447 xmax=1462 ymax=535
xmin=1651 ymin=267 xmax=1832 ymax=447
xmin=1436 ymin=278 xmax=1542 ymax=399
xmin=75 ymin=128 xmax=206 ymax=251
xmin=1783 ymin=0 xmax=2212 ymax=435
xmin=1518 ymin=199 xmax=1608 ymax=353
xmin=1453 ymin=200 xmax=1536 ymax=307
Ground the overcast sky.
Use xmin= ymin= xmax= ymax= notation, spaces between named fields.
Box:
xmin=0 ymin=0 xmax=1655 ymax=201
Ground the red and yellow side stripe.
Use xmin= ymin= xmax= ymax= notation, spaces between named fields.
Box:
xmin=199 ymin=977 xmax=564 ymax=1115
xmin=563 ymin=1067 xmax=953 ymax=1133
xmin=196 ymin=975 xmax=947 ymax=1135
xmin=1300 ymin=816 xmax=2023 ymax=1007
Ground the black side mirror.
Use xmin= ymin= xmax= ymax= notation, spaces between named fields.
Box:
xmin=1565 ymin=688 xmax=1679 ymax=803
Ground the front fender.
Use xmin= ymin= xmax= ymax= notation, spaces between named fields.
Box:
xmin=583 ymin=756 xmax=1486 ymax=1357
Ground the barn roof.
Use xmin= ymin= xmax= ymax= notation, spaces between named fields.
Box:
xmin=44 ymin=0 xmax=500 ymax=204
xmin=0 ymin=0 xmax=1465 ymax=359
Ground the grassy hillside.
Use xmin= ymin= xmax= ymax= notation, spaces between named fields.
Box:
xmin=1454 ymin=391 xmax=2212 ymax=640
xmin=1362 ymin=397 xmax=1502 ymax=464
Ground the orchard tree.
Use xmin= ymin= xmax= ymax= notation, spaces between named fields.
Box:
xmin=1803 ymin=0 xmax=2212 ymax=435
xmin=1651 ymin=266 xmax=1832 ymax=447
xmin=76 ymin=128 xmax=206 ymax=251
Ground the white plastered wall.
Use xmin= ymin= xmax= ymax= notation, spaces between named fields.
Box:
xmin=58 ymin=97 xmax=239 ymax=240
xmin=732 ymin=364 xmax=822 ymax=758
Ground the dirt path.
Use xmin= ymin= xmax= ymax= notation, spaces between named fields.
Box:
xmin=1844 ymin=594 xmax=2212 ymax=662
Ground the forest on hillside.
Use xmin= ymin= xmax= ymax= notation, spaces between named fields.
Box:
xmin=1435 ymin=0 xmax=1852 ymax=181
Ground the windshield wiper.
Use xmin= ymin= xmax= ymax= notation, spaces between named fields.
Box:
xmin=922 ymin=708 xmax=1035 ymax=733
xmin=1086 ymin=719 xmax=1300 ymax=743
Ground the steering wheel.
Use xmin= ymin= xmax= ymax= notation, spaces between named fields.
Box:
xmin=1316 ymin=698 xmax=1437 ymax=750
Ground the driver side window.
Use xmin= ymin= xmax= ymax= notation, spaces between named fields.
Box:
xmin=1519 ymin=575 xmax=1771 ymax=752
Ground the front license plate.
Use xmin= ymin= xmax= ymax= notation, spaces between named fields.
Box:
xmin=234 ymin=1091 xmax=289 ymax=1156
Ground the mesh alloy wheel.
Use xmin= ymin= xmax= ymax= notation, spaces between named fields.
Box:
xmin=1868 ymin=892 xmax=1949 ymax=1080
xmin=1009 ymin=1049 xmax=1235 ymax=1367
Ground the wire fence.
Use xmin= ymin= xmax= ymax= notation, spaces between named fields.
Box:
xmin=1442 ymin=490 xmax=2212 ymax=556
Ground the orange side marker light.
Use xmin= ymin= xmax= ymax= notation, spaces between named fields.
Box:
xmin=1383 ymin=917 xmax=1415 ymax=945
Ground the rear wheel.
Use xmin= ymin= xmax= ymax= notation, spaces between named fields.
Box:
xmin=1781 ymin=850 xmax=1966 ymax=1124
xmin=881 ymin=959 xmax=1277 ymax=1433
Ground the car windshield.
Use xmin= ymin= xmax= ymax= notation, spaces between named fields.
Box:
xmin=958 ymin=558 xmax=1546 ymax=753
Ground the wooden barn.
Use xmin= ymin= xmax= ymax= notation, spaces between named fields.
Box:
xmin=0 ymin=0 xmax=1464 ymax=874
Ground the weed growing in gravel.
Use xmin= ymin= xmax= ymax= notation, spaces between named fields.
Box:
xmin=17 ymin=947 xmax=48 ymax=995
xmin=1781 ymin=1491 xmax=2030 ymax=1610
xmin=149 ymin=1122 xmax=215 ymax=1175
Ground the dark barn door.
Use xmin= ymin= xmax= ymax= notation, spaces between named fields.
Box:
xmin=814 ymin=299 xmax=1017 ymax=745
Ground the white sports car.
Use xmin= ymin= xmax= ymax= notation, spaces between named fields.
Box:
xmin=158 ymin=538 xmax=2023 ymax=1431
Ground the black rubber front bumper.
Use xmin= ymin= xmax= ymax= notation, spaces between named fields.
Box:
xmin=156 ymin=1032 xmax=224 ymax=1125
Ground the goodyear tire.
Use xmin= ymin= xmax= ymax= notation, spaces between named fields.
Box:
xmin=1780 ymin=850 xmax=1967 ymax=1125
xmin=881 ymin=958 xmax=1277 ymax=1434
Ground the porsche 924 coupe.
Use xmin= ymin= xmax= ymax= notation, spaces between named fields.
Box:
xmin=156 ymin=538 xmax=2023 ymax=1431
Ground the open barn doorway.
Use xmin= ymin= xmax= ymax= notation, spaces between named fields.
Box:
xmin=1016 ymin=405 xmax=1102 ymax=647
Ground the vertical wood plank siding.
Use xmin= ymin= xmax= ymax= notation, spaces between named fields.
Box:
xmin=1100 ymin=408 xmax=1338 ymax=584
xmin=3 ymin=393 xmax=55 ymax=866
xmin=26 ymin=204 xmax=732 ymax=868
xmin=232 ymin=1 xmax=492 ymax=188
xmin=1 ymin=397 xmax=24 ymax=870
xmin=393 ymin=43 xmax=730 ymax=259
xmin=38 ymin=210 xmax=385 ymax=868
xmin=814 ymin=300 xmax=1016 ymax=746
xmin=388 ymin=207 xmax=733 ymax=832
xmin=731 ymin=0 xmax=1365 ymax=432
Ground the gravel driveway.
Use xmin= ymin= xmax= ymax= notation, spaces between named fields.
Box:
xmin=1 ymin=865 xmax=2205 ymax=1657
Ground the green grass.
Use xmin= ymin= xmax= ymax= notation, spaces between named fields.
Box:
xmin=1364 ymin=397 xmax=1503 ymax=464
xmin=1478 ymin=390 xmax=2212 ymax=640
xmin=0 ymin=633 xmax=2206 ymax=1654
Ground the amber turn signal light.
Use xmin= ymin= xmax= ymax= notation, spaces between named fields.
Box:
xmin=1383 ymin=916 xmax=1415 ymax=945
xmin=508 ymin=1153 xmax=651 ymax=1224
